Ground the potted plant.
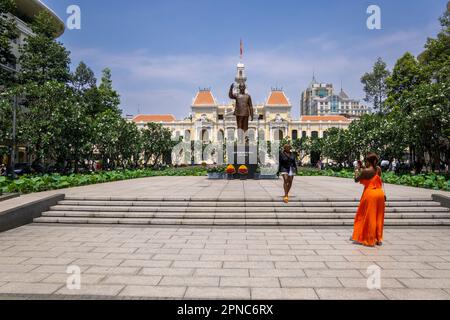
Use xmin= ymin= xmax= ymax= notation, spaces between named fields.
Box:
xmin=207 ymin=166 xmax=220 ymax=179
xmin=225 ymin=164 xmax=236 ymax=180
xmin=254 ymin=166 xmax=261 ymax=180
xmin=238 ymin=165 xmax=248 ymax=180
xmin=217 ymin=165 xmax=226 ymax=179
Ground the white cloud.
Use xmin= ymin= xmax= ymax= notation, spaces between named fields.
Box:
xmin=67 ymin=23 xmax=440 ymax=119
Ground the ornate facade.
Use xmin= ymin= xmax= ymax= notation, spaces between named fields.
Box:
xmin=132 ymin=63 xmax=353 ymax=146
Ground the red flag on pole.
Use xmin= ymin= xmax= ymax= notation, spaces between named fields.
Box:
xmin=240 ymin=39 xmax=243 ymax=60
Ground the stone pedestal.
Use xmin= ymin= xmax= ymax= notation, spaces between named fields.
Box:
xmin=228 ymin=143 xmax=258 ymax=179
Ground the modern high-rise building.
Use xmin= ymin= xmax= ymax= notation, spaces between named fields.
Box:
xmin=300 ymin=76 xmax=369 ymax=117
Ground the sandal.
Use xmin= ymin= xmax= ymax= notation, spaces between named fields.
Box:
xmin=283 ymin=196 xmax=289 ymax=204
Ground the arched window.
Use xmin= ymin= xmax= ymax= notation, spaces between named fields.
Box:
xmin=248 ymin=129 xmax=255 ymax=141
xmin=292 ymin=130 xmax=298 ymax=140
xmin=218 ymin=130 xmax=224 ymax=142
xmin=184 ymin=130 xmax=191 ymax=142
xmin=258 ymin=129 xmax=265 ymax=141
xmin=201 ymin=129 xmax=209 ymax=143
xmin=275 ymin=130 xmax=284 ymax=141
xmin=227 ymin=128 xmax=235 ymax=141
xmin=312 ymin=131 xmax=319 ymax=139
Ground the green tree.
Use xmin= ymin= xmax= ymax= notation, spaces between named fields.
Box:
xmin=0 ymin=0 xmax=17 ymax=88
xmin=98 ymin=68 xmax=120 ymax=113
xmin=322 ymin=128 xmax=353 ymax=166
xmin=17 ymin=81 xmax=75 ymax=170
xmin=361 ymin=57 xmax=391 ymax=113
xmin=117 ymin=121 xmax=142 ymax=169
xmin=18 ymin=11 xmax=71 ymax=85
xmin=142 ymin=122 xmax=175 ymax=167
xmin=93 ymin=109 xmax=122 ymax=170
xmin=386 ymin=52 xmax=427 ymax=111
xmin=292 ymin=137 xmax=311 ymax=165
xmin=71 ymin=61 xmax=96 ymax=92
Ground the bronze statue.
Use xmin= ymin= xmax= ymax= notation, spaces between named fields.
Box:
xmin=229 ymin=83 xmax=254 ymax=139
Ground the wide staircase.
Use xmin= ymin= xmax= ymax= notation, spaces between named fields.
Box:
xmin=33 ymin=196 xmax=450 ymax=227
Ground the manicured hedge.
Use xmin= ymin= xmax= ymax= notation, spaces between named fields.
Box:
xmin=0 ymin=167 xmax=207 ymax=194
xmin=1 ymin=167 xmax=448 ymax=195
xmin=297 ymin=168 xmax=450 ymax=191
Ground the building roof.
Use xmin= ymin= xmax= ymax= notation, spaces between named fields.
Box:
xmin=266 ymin=90 xmax=291 ymax=106
xmin=301 ymin=115 xmax=351 ymax=122
xmin=339 ymin=89 xmax=349 ymax=99
xmin=192 ymin=89 xmax=217 ymax=106
xmin=14 ymin=0 xmax=65 ymax=38
xmin=132 ymin=114 xmax=176 ymax=123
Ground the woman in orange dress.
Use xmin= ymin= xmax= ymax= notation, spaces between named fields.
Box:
xmin=351 ymin=153 xmax=386 ymax=247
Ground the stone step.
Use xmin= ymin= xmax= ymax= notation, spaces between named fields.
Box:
xmin=57 ymin=200 xmax=442 ymax=208
xmin=41 ymin=210 xmax=450 ymax=220
xmin=49 ymin=205 xmax=450 ymax=213
xmin=64 ymin=196 xmax=434 ymax=202
xmin=33 ymin=216 xmax=450 ymax=226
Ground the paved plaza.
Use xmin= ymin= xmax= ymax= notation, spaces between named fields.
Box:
xmin=1 ymin=176 xmax=450 ymax=299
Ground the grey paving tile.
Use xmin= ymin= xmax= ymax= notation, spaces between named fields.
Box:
xmin=223 ymin=262 xmax=274 ymax=269
xmin=121 ymin=260 xmax=172 ymax=268
xmin=120 ymin=285 xmax=186 ymax=298
xmin=414 ymin=269 xmax=450 ymax=278
xmin=102 ymin=275 xmax=161 ymax=286
xmin=85 ymin=266 xmax=140 ymax=275
xmin=304 ymin=269 xmax=363 ymax=278
xmin=398 ymin=278 xmax=450 ymax=289
xmin=381 ymin=288 xmax=450 ymax=300
xmin=339 ymin=278 xmax=405 ymax=289
xmin=316 ymin=288 xmax=386 ymax=300
xmin=200 ymin=255 xmax=248 ymax=261
xmin=220 ymin=277 xmax=280 ymax=288
xmin=0 ymin=273 xmax=50 ymax=283
xmin=185 ymin=287 xmax=250 ymax=299
xmin=194 ymin=269 xmax=249 ymax=277
xmin=250 ymin=269 xmax=306 ymax=278
xmin=0 ymin=282 xmax=62 ymax=295
xmin=280 ymin=277 xmax=342 ymax=288
xmin=21 ymin=258 xmax=76 ymax=266
xmin=251 ymin=288 xmax=318 ymax=300
xmin=172 ymin=261 xmax=222 ymax=269
xmin=428 ymin=262 xmax=450 ymax=270
xmin=159 ymin=276 xmax=219 ymax=287
xmin=359 ymin=269 xmax=421 ymax=279
xmin=42 ymin=273 xmax=105 ymax=285
xmin=73 ymin=258 xmax=123 ymax=267
xmin=275 ymin=261 xmax=327 ymax=269
xmin=377 ymin=262 xmax=435 ymax=270
xmin=56 ymin=284 xmax=124 ymax=296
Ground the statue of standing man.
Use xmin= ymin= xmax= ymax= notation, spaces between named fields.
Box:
xmin=229 ymin=83 xmax=254 ymax=143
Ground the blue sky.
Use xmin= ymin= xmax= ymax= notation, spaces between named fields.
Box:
xmin=42 ymin=0 xmax=448 ymax=118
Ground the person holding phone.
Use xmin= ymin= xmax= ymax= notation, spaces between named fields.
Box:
xmin=352 ymin=153 xmax=386 ymax=247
